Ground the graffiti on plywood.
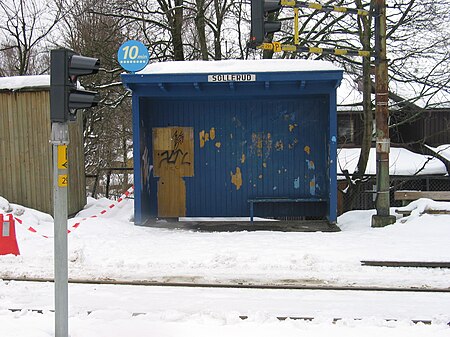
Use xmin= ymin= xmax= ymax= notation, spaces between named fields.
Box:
xmin=153 ymin=127 xmax=194 ymax=217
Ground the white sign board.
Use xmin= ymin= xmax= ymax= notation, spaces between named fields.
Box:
xmin=208 ymin=74 xmax=256 ymax=83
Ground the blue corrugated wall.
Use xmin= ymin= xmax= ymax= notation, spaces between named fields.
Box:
xmin=141 ymin=95 xmax=329 ymax=218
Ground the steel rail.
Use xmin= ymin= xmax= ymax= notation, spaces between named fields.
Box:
xmin=5 ymin=308 xmax=449 ymax=326
xmin=2 ymin=276 xmax=449 ymax=293
xmin=361 ymin=261 xmax=450 ymax=268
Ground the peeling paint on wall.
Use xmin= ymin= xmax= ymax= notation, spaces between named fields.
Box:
xmin=304 ymin=145 xmax=311 ymax=155
xmin=294 ymin=177 xmax=300 ymax=189
xmin=215 ymin=142 xmax=221 ymax=148
xmin=306 ymin=160 xmax=315 ymax=170
xmin=288 ymin=138 xmax=298 ymax=149
xmin=252 ymin=133 xmax=263 ymax=157
xmin=310 ymin=176 xmax=316 ymax=195
xmin=200 ymin=128 xmax=216 ymax=148
xmin=199 ymin=130 xmax=206 ymax=148
xmin=275 ymin=140 xmax=284 ymax=151
xmin=251 ymin=132 xmax=273 ymax=159
xmin=241 ymin=153 xmax=246 ymax=164
xmin=289 ymin=123 xmax=298 ymax=132
xmin=230 ymin=167 xmax=242 ymax=190
xmin=263 ymin=162 xmax=267 ymax=168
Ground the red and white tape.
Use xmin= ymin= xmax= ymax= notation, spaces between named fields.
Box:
xmin=14 ymin=217 xmax=50 ymax=239
xmin=15 ymin=185 xmax=134 ymax=239
xmin=98 ymin=185 xmax=134 ymax=215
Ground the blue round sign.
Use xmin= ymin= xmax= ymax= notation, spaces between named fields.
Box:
xmin=118 ymin=40 xmax=149 ymax=72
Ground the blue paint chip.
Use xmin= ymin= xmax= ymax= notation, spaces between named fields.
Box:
xmin=294 ymin=177 xmax=300 ymax=189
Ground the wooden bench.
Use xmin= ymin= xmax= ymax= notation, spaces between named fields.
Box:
xmin=394 ymin=190 xmax=450 ymax=216
xmin=248 ymin=198 xmax=326 ymax=223
xmin=394 ymin=190 xmax=450 ymax=204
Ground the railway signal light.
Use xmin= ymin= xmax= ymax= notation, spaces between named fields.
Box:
xmin=250 ymin=0 xmax=282 ymax=48
xmin=50 ymin=48 xmax=100 ymax=123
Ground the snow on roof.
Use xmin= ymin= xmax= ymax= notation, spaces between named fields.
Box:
xmin=138 ymin=59 xmax=342 ymax=75
xmin=0 ymin=75 xmax=50 ymax=91
xmin=337 ymin=147 xmax=448 ymax=177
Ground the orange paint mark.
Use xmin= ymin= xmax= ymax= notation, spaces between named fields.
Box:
xmin=289 ymin=123 xmax=298 ymax=132
xmin=275 ymin=140 xmax=284 ymax=151
xmin=304 ymin=145 xmax=311 ymax=154
xmin=263 ymin=162 xmax=267 ymax=168
xmin=215 ymin=142 xmax=221 ymax=148
xmin=199 ymin=130 xmax=212 ymax=148
xmin=231 ymin=167 xmax=243 ymax=190
xmin=199 ymin=130 xmax=205 ymax=148
xmin=241 ymin=154 xmax=246 ymax=164
xmin=289 ymin=138 xmax=299 ymax=149
xmin=210 ymin=127 xmax=216 ymax=140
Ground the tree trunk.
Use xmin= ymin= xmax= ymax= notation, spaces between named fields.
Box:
xmin=195 ymin=0 xmax=208 ymax=60
xmin=172 ymin=0 xmax=185 ymax=60
xmin=343 ymin=0 xmax=373 ymax=211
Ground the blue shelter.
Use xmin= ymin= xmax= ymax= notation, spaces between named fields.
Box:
xmin=122 ymin=59 xmax=343 ymax=226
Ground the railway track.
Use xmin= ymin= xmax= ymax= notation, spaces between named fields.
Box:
xmin=3 ymin=277 xmax=449 ymax=327
xmin=5 ymin=308 xmax=449 ymax=326
xmin=2 ymin=275 xmax=449 ymax=293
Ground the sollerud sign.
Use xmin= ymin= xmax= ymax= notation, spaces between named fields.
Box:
xmin=118 ymin=40 xmax=149 ymax=73
xmin=208 ymin=74 xmax=256 ymax=82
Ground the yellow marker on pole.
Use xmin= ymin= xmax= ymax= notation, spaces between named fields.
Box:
xmin=58 ymin=174 xmax=68 ymax=187
xmin=309 ymin=47 xmax=323 ymax=54
xmin=273 ymin=42 xmax=282 ymax=52
xmin=57 ymin=145 xmax=68 ymax=170
xmin=294 ymin=8 xmax=299 ymax=45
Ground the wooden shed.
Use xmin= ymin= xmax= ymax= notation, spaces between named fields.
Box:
xmin=0 ymin=75 xmax=86 ymax=215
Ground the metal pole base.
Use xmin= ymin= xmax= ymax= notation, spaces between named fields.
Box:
xmin=371 ymin=215 xmax=396 ymax=228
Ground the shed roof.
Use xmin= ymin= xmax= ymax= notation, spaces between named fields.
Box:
xmin=122 ymin=59 xmax=343 ymax=97
xmin=138 ymin=59 xmax=341 ymax=74
xmin=0 ymin=75 xmax=49 ymax=91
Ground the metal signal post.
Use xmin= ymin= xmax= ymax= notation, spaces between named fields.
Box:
xmin=50 ymin=48 xmax=100 ymax=337
xmin=51 ymin=123 xmax=69 ymax=337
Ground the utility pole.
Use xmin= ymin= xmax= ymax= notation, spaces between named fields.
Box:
xmin=372 ymin=0 xmax=396 ymax=227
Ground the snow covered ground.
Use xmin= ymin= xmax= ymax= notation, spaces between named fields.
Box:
xmin=1 ymin=194 xmax=449 ymax=336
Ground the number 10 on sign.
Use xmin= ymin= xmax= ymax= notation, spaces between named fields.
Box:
xmin=118 ymin=40 xmax=149 ymax=73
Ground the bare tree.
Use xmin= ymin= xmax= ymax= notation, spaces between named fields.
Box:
xmin=57 ymin=0 xmax=133 ymax=194
xmin=0 ymin=0 xmax=61 ymax=75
